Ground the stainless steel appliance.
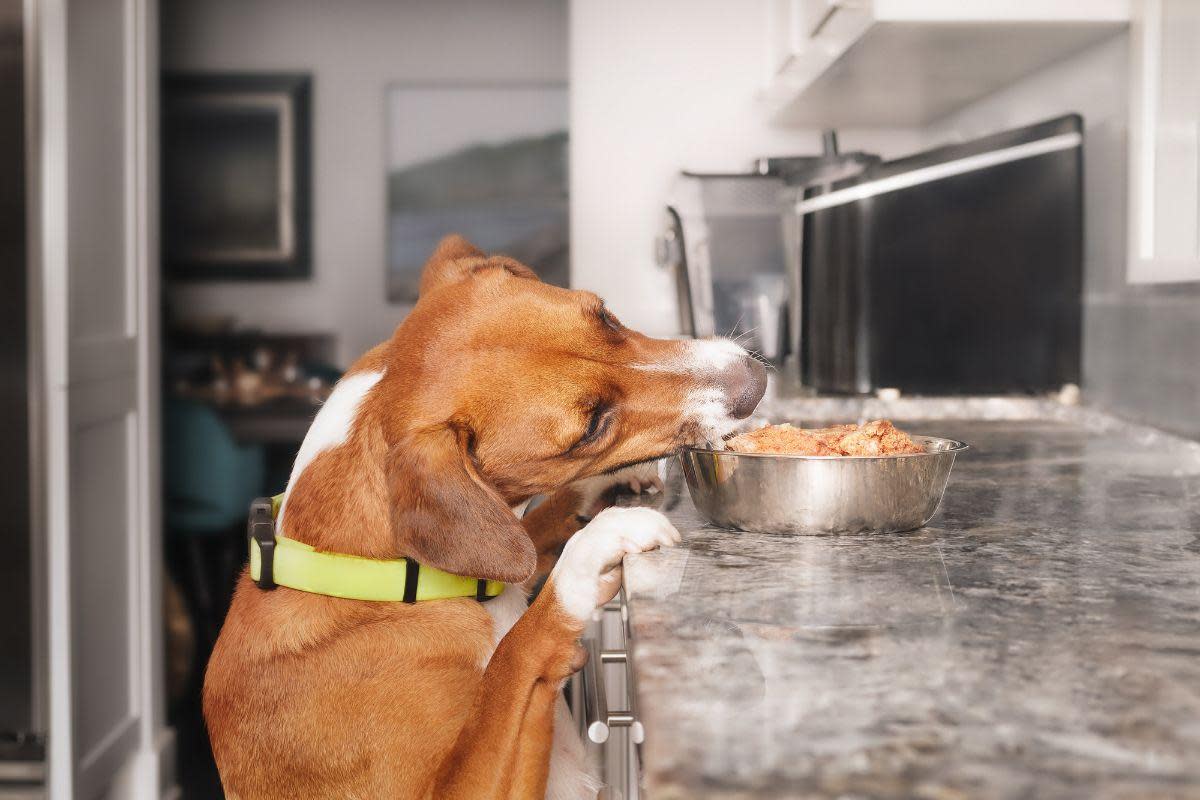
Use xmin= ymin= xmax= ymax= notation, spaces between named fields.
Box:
xmin=656 ymin=135 xmax=877 ymax=363
xmin=657 ymin=170 xmax=789 ymax=359
xmin=788 ymin=115 xmax=1084 ymax=395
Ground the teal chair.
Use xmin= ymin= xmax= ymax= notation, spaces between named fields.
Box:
xmin=164 ymin=399 xmax=265 ymax=646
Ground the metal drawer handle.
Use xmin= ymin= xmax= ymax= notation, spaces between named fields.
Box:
xmin=580 ymin=596 xmax=644 ymax=745
xmin=581 ymin=637 xmax=610 ymax=744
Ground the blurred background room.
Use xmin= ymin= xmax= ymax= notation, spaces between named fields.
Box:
xmin=5 ymin=1 xmax=1200 ymax=798
xmin=156 ymin=2 xmax=569 ymax=792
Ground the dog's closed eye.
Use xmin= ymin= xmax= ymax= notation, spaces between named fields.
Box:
xmin=586 ymin=300 xmax=625 ymax=342
xmin=598 ymin=307 xmax=623 ymax=334
xmin=571 ymin=402 xmax=615 ymax=452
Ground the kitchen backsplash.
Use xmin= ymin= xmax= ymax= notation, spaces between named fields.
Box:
xmin=1086 ymin=286 xmax=1200 ymax=439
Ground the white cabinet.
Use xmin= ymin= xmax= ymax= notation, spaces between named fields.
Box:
xmin=763 ymin=0 xmax=873 ymax=111
xmin=34 ymin=0 xmax=168 ymax=796
xmin=1128 ymin=0 xmax=1200 ymax=283
xmin=762 ymin=0 xmax=1130 ymax=126
xmin=767 ymin=0 xmax=868 ymax=75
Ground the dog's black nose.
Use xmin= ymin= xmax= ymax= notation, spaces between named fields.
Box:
xmin=727 ymin=356 xmax=768 ymax=419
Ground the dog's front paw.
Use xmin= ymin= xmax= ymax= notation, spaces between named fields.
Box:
xmin=611 ymin=460 xmax=665 ymax=495
xmin=573 ymin=461 xmax=665 ymax=519
xmin=549 ymin=507 xmax=680 ymax=624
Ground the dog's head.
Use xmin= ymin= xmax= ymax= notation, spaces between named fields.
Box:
xmin=340 ymin=236 xmax=765 ymax=582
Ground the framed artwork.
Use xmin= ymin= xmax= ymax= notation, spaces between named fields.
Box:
xmin=385 ymin=83 xmax=568 ymax=301
xmin=163 ymin=73 xmax=312 ymax=280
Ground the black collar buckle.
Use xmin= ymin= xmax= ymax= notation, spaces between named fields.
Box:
xmin=248 ymin=497 xmax=277 ymax=590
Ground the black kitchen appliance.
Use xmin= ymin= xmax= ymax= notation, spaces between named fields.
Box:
xmin=0 ymin=0 xmax=43 ymax=789
xmin=789 ymin=114 xmax=1083 ymax=395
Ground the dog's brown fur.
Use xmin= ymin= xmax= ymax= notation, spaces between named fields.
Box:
xmin=204 ymin=236 xmax=763 ymax=799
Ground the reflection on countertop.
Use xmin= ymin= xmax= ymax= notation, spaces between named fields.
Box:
xmin=622 ymin=400 xmax=1200 ymax=799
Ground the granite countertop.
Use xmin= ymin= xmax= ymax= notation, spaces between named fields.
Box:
xmin=622 ymin=400 xmax=1200 ymax=799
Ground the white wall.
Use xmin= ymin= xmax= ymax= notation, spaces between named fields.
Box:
xmin=163 ymin=0 xmax=567 ymax=366
xmin=568 ymin=0 xmax=923 ymax=336
xmin=167 ymin=0 xmax=921 ymax=352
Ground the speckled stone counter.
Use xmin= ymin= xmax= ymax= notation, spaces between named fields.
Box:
xmin=622 ymin=403 xmax=1200 ymax=799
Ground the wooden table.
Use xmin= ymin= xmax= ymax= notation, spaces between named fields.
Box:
xmin=172 ymin=383 xmax=325 ymax=447
xmin=213 ymin=398 xmax=320 ymax=445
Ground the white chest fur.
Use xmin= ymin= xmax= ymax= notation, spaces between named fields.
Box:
xmin=277 ymin=369 xmax=384 ymax=530
xmin=483 ymin=588 xmax=600 ymax=800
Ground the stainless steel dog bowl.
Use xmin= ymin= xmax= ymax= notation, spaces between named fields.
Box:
xmin=680 ymin=435 xmax=968 ymax=534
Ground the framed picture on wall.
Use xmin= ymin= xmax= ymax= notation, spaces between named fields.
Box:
xmin=163 ymin=73 xmax=312 ymax=280
xmin=385 ymin=83 xmax=569 ymax=301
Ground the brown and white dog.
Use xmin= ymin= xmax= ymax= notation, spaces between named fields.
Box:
xmin=203 ymin=235 xmax=767 ymax=799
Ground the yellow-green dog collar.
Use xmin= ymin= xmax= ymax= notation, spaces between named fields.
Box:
xmin=248 ymin=496 xmax=504 ymax=603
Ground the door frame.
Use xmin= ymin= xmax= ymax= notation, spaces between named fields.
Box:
xmin=27 ymin=0 xmax=170 ymax=796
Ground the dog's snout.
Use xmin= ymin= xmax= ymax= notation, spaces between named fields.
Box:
xmin=724 ymin=356 xmax=768 ymax=419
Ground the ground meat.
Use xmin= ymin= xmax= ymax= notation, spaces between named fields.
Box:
xmin=725 ymin=419 xmax=924 ymax=456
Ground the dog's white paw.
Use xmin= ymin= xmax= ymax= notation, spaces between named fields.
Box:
xmin=572 ymin=462 xmax=665 ymax=517
xmin=614 ymin=459 xmax=665 ymax=494
xmin=550 ymin=507 xmax=680 ymax=623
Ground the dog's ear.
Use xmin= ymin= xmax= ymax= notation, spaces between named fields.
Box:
xmin=419 ymin=234 xmax=540 ymax=296
xmin=389 ymin=424 xmax=536 ymax=583
xmin=419 ymin=235 xmax=485 ymax=296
